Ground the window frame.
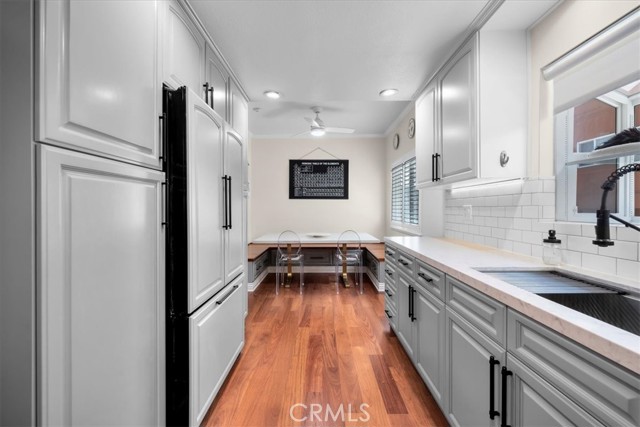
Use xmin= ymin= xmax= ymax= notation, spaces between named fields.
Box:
xmin=390 ymin=152 xmax=421 ymax=235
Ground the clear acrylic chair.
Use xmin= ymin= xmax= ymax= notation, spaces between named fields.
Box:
xmin=275 ymin=230 xmax=304 ymax=295
xmin=335 ymin=230 xmax=363 ymax=294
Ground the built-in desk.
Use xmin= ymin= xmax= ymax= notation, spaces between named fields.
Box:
xmin=247 ymin=234 xmax=385 ymax=292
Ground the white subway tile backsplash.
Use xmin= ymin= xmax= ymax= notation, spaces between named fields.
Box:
xmin=443 ymin=178 xmax=637 ymax=282
xmin=597 ymin=240 xmax=638 ymax=261
xmin=581 ymin=253 xmax=616 ymax=275
xmin=616 ymin=259 xmax=640 ymax=281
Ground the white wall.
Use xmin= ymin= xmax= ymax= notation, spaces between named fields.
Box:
xmin=249 ymin=136 xmax=386 ymax=240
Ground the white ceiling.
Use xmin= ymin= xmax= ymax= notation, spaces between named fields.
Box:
xmin=189 ymin=0 xmax=557 ymax=138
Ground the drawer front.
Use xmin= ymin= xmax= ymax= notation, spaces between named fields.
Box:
xmin=415 ymin=259 xmax=445 ymax=301
xmin=384 ymin=282 xmax=397 ymax=313
xmin=385 ymin=304 xmax=398 ymax=332
xmin=383 ymin=261 xmax=397 ymax=285
xmin=303 ymin=248 xmax=333 ymax=266
xmin=384 ymin=244 xmax=398 ymax=265
xmin=446 ymin=276 xmax=506 ymax=347
xmin=252 ymin=251 xmax=270 ymax=280
xmin=508 ymin=310 xmax=640 ymax=427
xmin=396 ymin=251 xmax=415 ymax=277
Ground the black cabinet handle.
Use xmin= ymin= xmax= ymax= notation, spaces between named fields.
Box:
xmin=227 ymin=176 xmax=232 ymax=229
xmin=489 ymin=356 xmax=500 ymax=420
xmin=216 ymin=284 xmax=239 ymax=305
xmin=431 ymin=154 xmax=435 ymax=182
xmin=408 ymin=285 xmax=412 ymax=319
xmin=417 ymin=272 xmax=433 ymax=282
xmin=411 ymin=287 xmax=417 ymax=322
xmin=385 ymin=289 xmax=393 ymax=297
xmin=399 ymin=259 xmax=409 ymax=266
xmin=203 ymin=82 xmax=210 ymax=105
xmin=501 ymin=366 xmax=512 ymax=427
xmin=385 ymin=269 xmax=393 ymax=277
xmin=385 ymin=250 xmax=393 ymax=256
xmin=385 ymin=310 xmax=393 ymax=319
xmin=158 ymin=113 xmax=166 ymax=163
xmin=435 ymin=153 xmax=441 ymax=181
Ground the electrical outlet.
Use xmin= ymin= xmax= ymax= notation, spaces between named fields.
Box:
xmin=463 ymin=205 xmax=473 ymax=220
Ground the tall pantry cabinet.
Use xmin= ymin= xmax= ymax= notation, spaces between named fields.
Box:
xmin=0 ymin=0 xmax=249 ymax=425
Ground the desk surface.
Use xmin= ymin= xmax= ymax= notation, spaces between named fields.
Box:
xmin=248 ymin=242 xmax=385 ymax=261
xmin=252 ymin=232 xmax=380 ymax=244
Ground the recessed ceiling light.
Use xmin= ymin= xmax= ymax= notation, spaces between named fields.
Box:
xmin=264 ymin=90 xmax=281 ymax=99
xmin=379 ymin=88 xmax=398 ymax=97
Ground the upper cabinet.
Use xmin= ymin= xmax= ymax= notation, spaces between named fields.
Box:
xmin=36 ymin=0 xmax=162 ymax=168
xmin=205 ymin=43 xmax=230 ymax=122
xmin=229 ymin=79 xmax=249 ymax=142
xmin=416 ymin=28 xmax=527 ymax=188
xmin=164 ymin=0 xmax=206 ymax=94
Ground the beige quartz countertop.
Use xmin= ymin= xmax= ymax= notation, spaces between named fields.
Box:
xmin=385 ymin=236 xmax=640 ymax=375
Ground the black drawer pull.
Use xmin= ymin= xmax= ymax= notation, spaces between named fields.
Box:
xmin=399 ymin=259 xmax=409 ymax=266
xmin=385 ymin=269 xmax=393 ymax=277
xmin=216 ymin=284 xmax=239 ymax=305
xmin=501 ymin=367 xmax=513 ymax=427
xmin=385 ymin=250 xmax=393 ymax=256
xmin=385 ymin=289 xmax=393 ymax=297
xmin=417 ymin=272 xmax=433 ymax=282
xmin=489 ymin=356 xmax=500 ymax=420
xmin=384 ymin=310 xmax=393 ymax=319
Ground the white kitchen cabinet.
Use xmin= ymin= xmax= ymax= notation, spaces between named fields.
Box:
xmin=224 ymin=129 xmax=246 ymax=285
xmin=164 ymin=0 xmax=206 ymax=93
xmin=186 ymin=90 xmax=226 ymax=313
xmin=416 ymin=30 xmax=527 ymax=187
xmin=37 ymin=145 xmax=165 ymax=426
xmin=205 ymin=43 xmax=230 ymax=122
xmin=36 ymin=0 xmax=162 ymax=168
xmin=396 ymin=272 xmax=418 ymax=361
xmin=229 ymin=78 xmax=249 ymax=141
xmin=189 ymin=275 xmax=245 ymax=426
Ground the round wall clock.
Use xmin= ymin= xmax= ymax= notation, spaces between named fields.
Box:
xmin=408 ymin=118 xmax=415 ymax=139
xmin=393 ymin=133 xmax=400 ymax=149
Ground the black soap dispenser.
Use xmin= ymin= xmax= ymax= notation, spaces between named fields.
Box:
xmin=542 ymin=230 xmax=562 ymax=265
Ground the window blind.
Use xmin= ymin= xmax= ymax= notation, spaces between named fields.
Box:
xmin=391 ymin=157 xmax=419 ymax=226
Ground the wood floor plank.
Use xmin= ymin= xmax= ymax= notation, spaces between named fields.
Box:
xmin=202 ymin=273 xmax=448 ymax=427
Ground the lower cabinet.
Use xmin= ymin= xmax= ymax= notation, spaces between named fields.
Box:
xmin=506 ymin=355 xmax=604 ymax=427
xmin=414 ymin=285 xmax=445 ymax=405
xmin=445 ymin=307 xmax=505 ymax=427
xmin=37 ymin=145 xmax=165 ymax=426
xmin=396 ymin=272 xmax=417 ymax=360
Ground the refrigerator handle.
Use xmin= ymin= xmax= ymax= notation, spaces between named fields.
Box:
xmin=222 ymin=176 xmax=228 ymax=229
xmin=203 ymin=83 xmax=210 ymax=105
xmin=161 ymin=182 xmax=167 ymax=227
xmin=158 ymin=113 xmax=166 ymax=163
xmin=228 ymin=176 xmax=232 ymax=229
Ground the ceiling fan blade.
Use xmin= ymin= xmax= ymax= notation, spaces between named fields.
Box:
xmin=325 ymin=127 xmax=355 ymax=134
xmin=304 ymin=117 xmax=319 ymax=127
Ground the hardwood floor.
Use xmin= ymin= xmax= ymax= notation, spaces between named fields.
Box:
xmin=202 ymin=273 xmax=448 ymax=427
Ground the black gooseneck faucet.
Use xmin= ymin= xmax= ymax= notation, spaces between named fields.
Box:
xmin=593 ymin=162 xmax=640 ymax=247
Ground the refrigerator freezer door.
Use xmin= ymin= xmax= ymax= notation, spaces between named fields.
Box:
xmin=186 ymin=89 xmax=226 ymax=313
xmin=189 ymin=275 xmax=245 ymax=426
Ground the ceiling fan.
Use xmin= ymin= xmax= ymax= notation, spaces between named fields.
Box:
xmin=300 ymin=107 xmax=355 ymax=137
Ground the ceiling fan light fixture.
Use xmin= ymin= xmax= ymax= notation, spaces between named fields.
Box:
xmin=379 ymin=88 xmax=398 ymax=97
xmin=264 ymin=90 xmax=281 ymax=99
xmin=310 ymin=127 xmax=326 ymax=137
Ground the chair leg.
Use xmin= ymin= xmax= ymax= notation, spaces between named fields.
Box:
xmin=275 ymin=260 xmax=279 ymax=295
xmin=300 ymin=261 xmax=304 ymax=295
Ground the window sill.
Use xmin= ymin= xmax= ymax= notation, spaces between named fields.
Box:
xmin=390 ymin=223 xmax=422 ymax=236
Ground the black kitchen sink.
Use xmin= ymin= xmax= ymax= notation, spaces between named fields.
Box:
xmin=478 ymin=269 xmax=640 ymax=335
xmin=538 ymin=292 xmax=640 ymax=335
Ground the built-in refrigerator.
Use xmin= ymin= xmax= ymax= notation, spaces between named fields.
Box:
xmin=163 ymin=86 xmax=245 ymax=426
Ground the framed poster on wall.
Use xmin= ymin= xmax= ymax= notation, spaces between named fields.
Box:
xmin=289 ymin=159 xmax=349 ymax=199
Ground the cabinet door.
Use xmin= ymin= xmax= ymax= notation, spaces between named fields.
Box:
xmin=396 ymin=273 xmax=417 ymax=360
xmin=415 ymin=286 xmax=446 ymax=405
xmin=205 ymin=43 xmax=229 ymax=122
xmin=224 ymin=129 xmax=246 ymax=284
xmin=229 ymin=79 xmax=249 ymax=141
xmin=36 ymin=0 xmax=161 ymax=168
xmin=190 ymin=276 xmax=245 ymax=426
xmin=415 ymin=82 xmax=438 ymax=186
xmin=186 ymin=90 xmax=225 ymax=312
xmin=507 ymin=356 xmax=605 ymax=427
xmin=445 ymin=307 xmax=504 ymax=427
xmin=440 ymin=35 xmax=477 ymax=183
xmin=37 ymin=145 xmax=165 ymax=426
xmin=164 ymin=0 xmax=206 ymax=93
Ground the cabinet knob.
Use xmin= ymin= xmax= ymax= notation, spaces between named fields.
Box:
xmin=500 ymin=151 xmax=510 ymax=167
